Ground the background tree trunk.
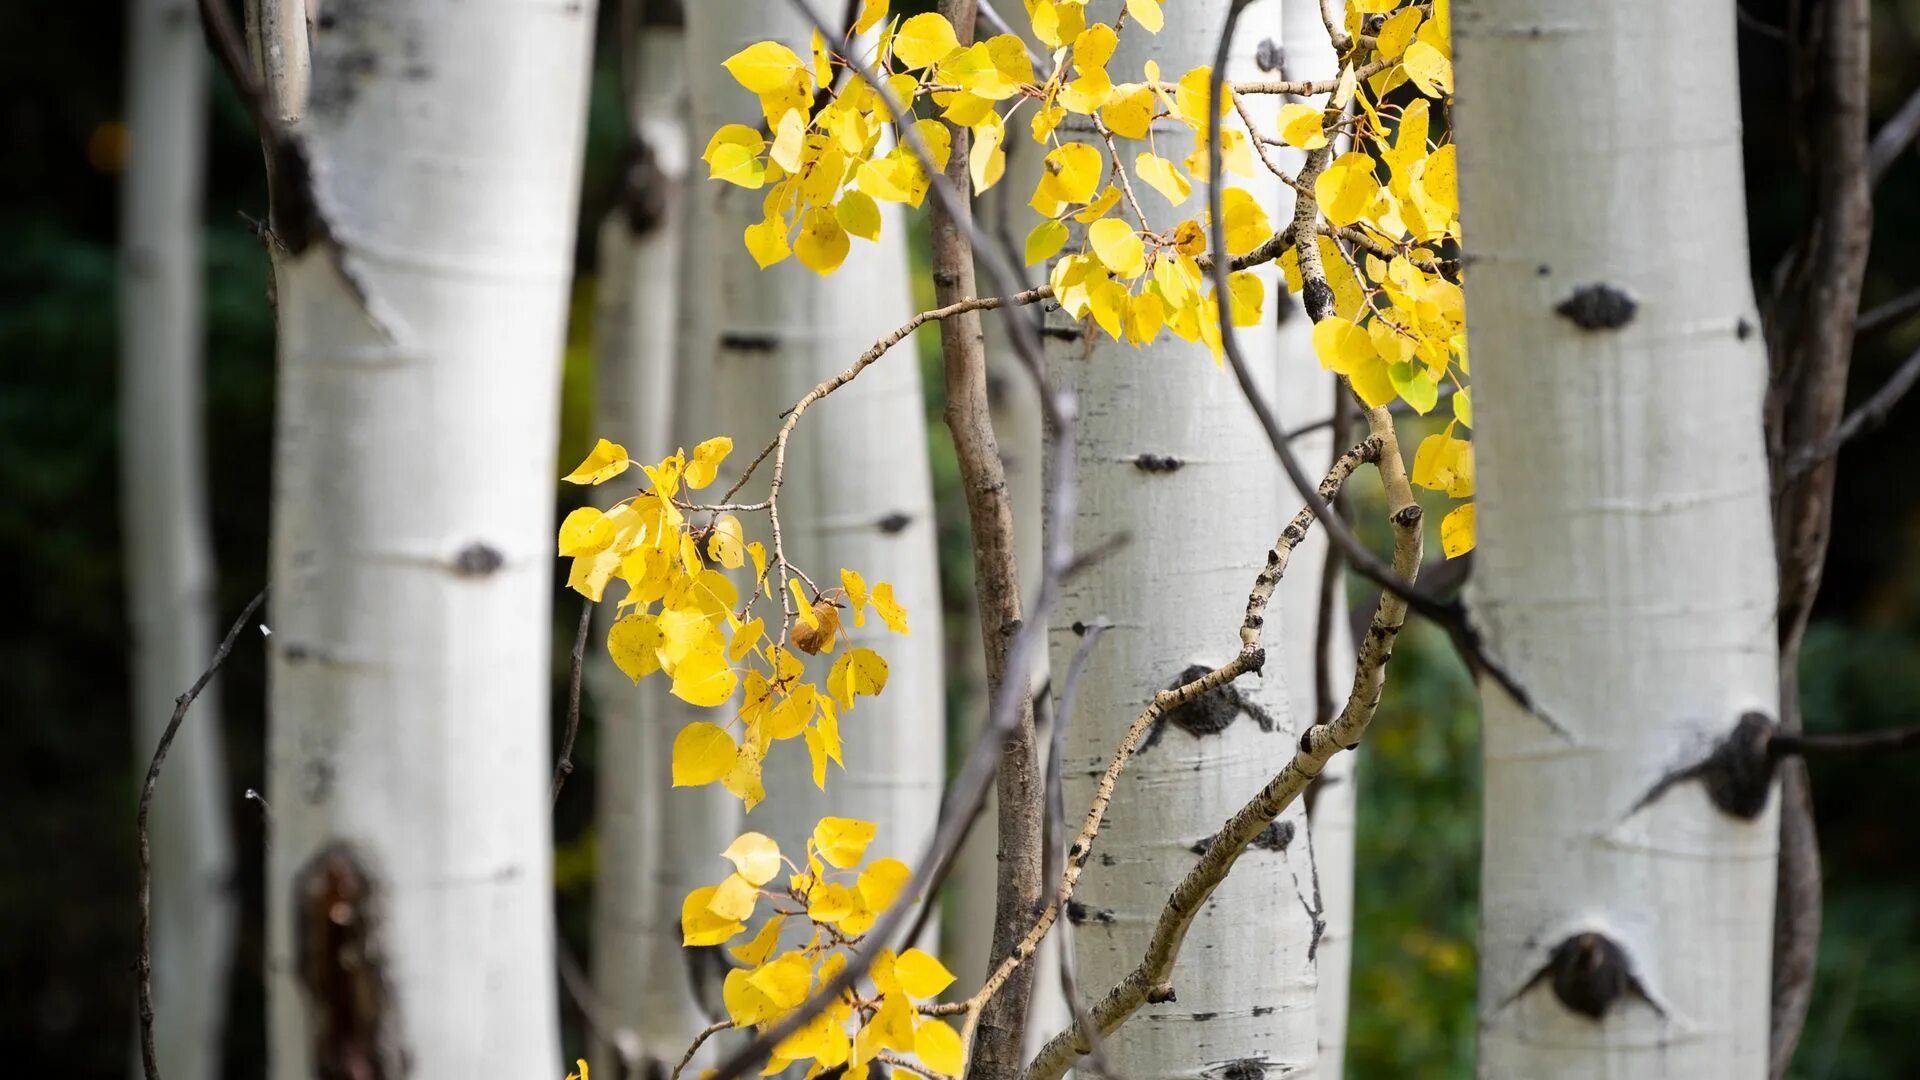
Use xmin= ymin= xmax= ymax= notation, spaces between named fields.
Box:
xmin=585 ymin=6 xmax=726 ymax=1075
xmin=1457 ymin=0 xmax=1782 ymax=1074
xmin=682 ymin=0 xmax=947 ymax=955
xmin=263 ymin=4 xmax=598 ymax=1076
xmin=120 ymin=0 xmax=235 ymax=1074
xmin=1268 ymin=3 xmax=1355 ymax=1073
xmin=1049 ymin=2 xmax=1321 ymax=1073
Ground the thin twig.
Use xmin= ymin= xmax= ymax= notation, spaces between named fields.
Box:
xmin=138 ymin=588 xmax=268 ymax=1080
xmin=1771 ymin=724 xmax=1920 ymax=757
xmin=671 ymin=1020 xmax=734 ymax=1080
xmin=553 ymin=599 xmax=594 ymax=803
xmin=1856 ymin=285 xmax=1920 ymax=338
xmin=1784 ymin=343 xmax=1920 ymax=480
xmin=1869 ymin=85 xmax=1920 ymax=186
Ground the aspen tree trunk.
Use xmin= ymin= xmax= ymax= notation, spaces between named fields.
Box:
xmin=683 ymin=0 xmax=946 ymax=935
xmin=1456 ymin=1 xmax=1781 ymax=1075
xmin=585 ymin=7 xmax=729 ymax=1074
xmin=263 ymin=4 xmax=597 ymax=1076
xmin=1050 ymin=2 xmax=1320 ymax=1073
xmin=120 ymin=0 xmax=235 ymax=1074
xmin=1269 ymin=4 xmax=1355 ymax=1072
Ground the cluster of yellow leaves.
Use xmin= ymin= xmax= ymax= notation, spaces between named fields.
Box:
xmin=559 ymin=437 xmax=909 ymax=810
xmin=684 ymin=822 xmax=965 ymax=1077
xmin=704 ymin=0 xmax=1271 ymax=359
xmin=1281 ymin=0 xmax=1475 ymax=555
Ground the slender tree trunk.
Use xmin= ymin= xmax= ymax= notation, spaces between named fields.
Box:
xmin=1267 ymin=3 xmax=1355 ymax=1072
xmin=584 ymin=7 xmax=721 ymax=1075
xmin=1457 ymin=1 xmax=1781 ymax=1074
xmin=121 ymin=1 xmax=235 ymax=1074
xmin=1049 ymin=2 xmax=1320 ymax=1074
xmin=683 ymin=0 xmax=947 ymax=943
xmin=263 ymin=4 xmax=597 ymax=1076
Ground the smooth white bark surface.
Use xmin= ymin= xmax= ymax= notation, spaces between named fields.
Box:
xmin=1049 ymin=3 xmax=1319 ymax=1074
xmin=120 ymin=1 xmax=235 ymax=1075
xmin=684 ymin=0 xmax=946 ymax=966
xmin=585 ymin=19 xmax=731 ymax=1075
xmin=1268 ymin=4 xmax=1355 ymax=1072
xmin=264 ymin=4 xmax=597 ymax=1076
xmin=1457 ymin=2 xmax=1780 ymax=1075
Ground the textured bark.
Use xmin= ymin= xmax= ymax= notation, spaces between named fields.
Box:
xmin=585 ymin=11 xmax=725 ymax=1076
xmin=682 ymin=0 xmax=947 ymax=1003
xmin=1762 ymin=2 xmax=1872 ymax=1071
xmin=263 ymin=4 xmax=597 ymax=1075
xmin=1045 ymin=3 xmax=1319 ymax=1077
xmin=1457 ymin=1 xmax=1782 ymax=1074
xmin=121 ymin=0 xmax=236 ymax=1074
xmin=927 ymin=5 xmax=1047 ymax=1078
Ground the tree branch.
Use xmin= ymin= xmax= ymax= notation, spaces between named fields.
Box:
xmin=1771 ymin=724 xmax=1920 ymax=757
xmin=138 ymin=588 xmax=268 ymax=1080
xmin=1783 ymin=342 xmax=1920 ymax=480
xmin=1869 ymin=84 xmax=1920 ymax=186
xmin=552 ymin=599 xmax=593 ymax=803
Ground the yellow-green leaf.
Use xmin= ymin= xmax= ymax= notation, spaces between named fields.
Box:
xmin=672 ymin=722 xmax=737 ymax=786
xmin=1088 ymin=217 xmax=1146 ymax=278
xmin=1026 ymin=219 xmax=1069 ymax=266
xmin=563 ymin=438 xmax=630 ymax=485
xmin=836 ymin=190 xmax=883 ymax=242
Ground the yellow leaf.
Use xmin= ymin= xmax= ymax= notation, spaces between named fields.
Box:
xmin=1173 ymin=66 xmax=1224 ymax=128
xmin=673 ymin=722 xmax=737 ymax=786
xmin=672 ymin=647 xmax=739 ymax=707
xmin=704 ymin=514 xmax=745 ymax=570
xmin=771 ymin=108 xmax=806 ymax=172
xmin=1454 ymin=386 xmax=1474 ymax=428
xmin=1219 ymin=186 xmax=1272 ymax=256
xmin=985 ymin=34 xmax=1034 ymax=85
xmin=563 ymin=438 xmax=630 ymax=485
xmin=568 ymin=549 xmax=622 ymax=602
xmin=1073 ymin=22 xmax=1117 ymax=75
xmin=1133 ymin=152 xmax=1190 ymax=206
xmin=1441 ymin=502 xmax=1476 ymax=558
xmin=970 ymin=113 xmax=1006 ymax=192
xmin=749 ymin=541 xmax=771 ymax=597
xmin=557 ymin=506 xmax=612 ymax=556
xmin=708 ymin=871 xmax=760 ymax=921
xmin=730 ymin=913 xmax=786 ymax=968
xmin=893 ymin=12 xmax=961 ymax=69
xmin=914 ymin=1017 xmax=964 ymax=1074
xmin=705 ymin=125 xmax=769 ymax=189
xmin=830 ymin=191 xmax=880 ymax=244
xmin=1125 ymin=0 xmax=1164 ymax=33
xmin=894 ymin=948 xmax=955 ymax=998
xmin=1226 ymin=270 xmax=1264 ymax=327
xmin=1312 ymin=316 xmax=1375 ymax=374
xmin=724 ymin=41 xmax=806 ymax=95
xmin=1277 ymin=102 xmax=1328 ymax=150
xmin=1403 ymin=40 xmax=1453 ymax=97
xmin=724 ymin=967 xmax=776 ymax=1027
xmin=827 ymin=647 xmax=889 ymax=708
xmin=681 ymin=886 xmax=746 ymax=946
xmin=804 ymin=727 xmax=831 ymax=789
xmin=795 ymin=208 xmax=851 ymax=276
xmin=1101 ymin=84 xmax=1155 ymax=140
xmin=1350 ymin=356 xmax=1397 ymax=409
xmin=1376 ymin=7 xmax=1423 ymax=60
xmin=1315 ymin=152 xmax=1379 ymax=228
xmin=808 ymin=880 xmax=856 ymax=924
xmin=1045 ymin=142 xmax=1104 ymax=204
xmin=869 ymin=582 xmax=909 ymax=634
xmin=1417 ymin=143 xmax=1458 ymax=217
xmin=723 ymin=832 xmax=783 ymax=886
xmin=841 ymin=568 xmax=869 ymax=626
xmin=723 ymin=737 xmax=766 ymax=809
xmin=1025 ymin=219 xmax=1069 ymax=266
xmin=1088 ymin=218 xmax=1146 ymax=278
xmin=1073 ymin=185 xmax=1121 ymax=224
xmin=813 ymin=816 xmax=877 ymax=869
xmin=749 ymin=950 xmax=814 ymax=1009
xmin=769 ymin=683 xmax=816 ymax=739
xmin=607 ymin=614 xmax=664 ymax=682
xmin=853 ymin=0 xmax=888 ymax=35
xmin=745 ymin=216 xmax=791 ymax=268
xmin=858 ymin=858 xmax=911 ymax=912
xmin=1448 ymin=439 xmax=1475 ymax=498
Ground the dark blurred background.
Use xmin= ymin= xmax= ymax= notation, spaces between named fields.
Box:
xmin=3 ymin=1 xmax=1916 ymax=1076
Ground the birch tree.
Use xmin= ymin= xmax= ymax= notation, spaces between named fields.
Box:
xmin=582 ymin=4 xmax=734 ymax=1074
xmin=257 ymin=3 xmax=598 ymax=1075
xmin=1456 ymin=0 xmax=1782 ymax=1074
xmin=121 ymin=0 xmax=234 ymax=1073
xmin=1049 ymin=2 xmax=1321 ymax=1073
xmin=682 ymin=0 xmax=946 ymax=931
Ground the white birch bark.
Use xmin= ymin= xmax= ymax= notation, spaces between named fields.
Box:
xmin=585 ymin=12 xmax=741 ymax=1074
xmin=120 ymin=1 xmax=235 ymax=1074
xmin=1267 ymin=4 xmax=1354 ymax=1072
xmin=1456 ymin=1 xmax=1781 ymax=1075
xmin=1050 ymin=3 xmax=1319 ymax=1074
xmin=683 ymin=0 xmax=946 ymax=958
xmin=263 ymin=3 xmax=597 ymax=1076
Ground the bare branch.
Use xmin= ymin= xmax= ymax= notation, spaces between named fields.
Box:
xmin=1856 ymin=285 xmax=1920 ymax=338
xmin=1771 ymin=724 xmax=1920 ymax=757
xmin=1869 ymin=85 xmax=1920 ymax=186
xmin=1784 ymin=343 xmax=1920 ymax=479
xmin=671 ymin=1021 xmax=734 ymax=1080
xmin=138 ymin=588 xmax=268 ymax=1080
xmin=552 ymin=599 xmax=594 ymax=803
